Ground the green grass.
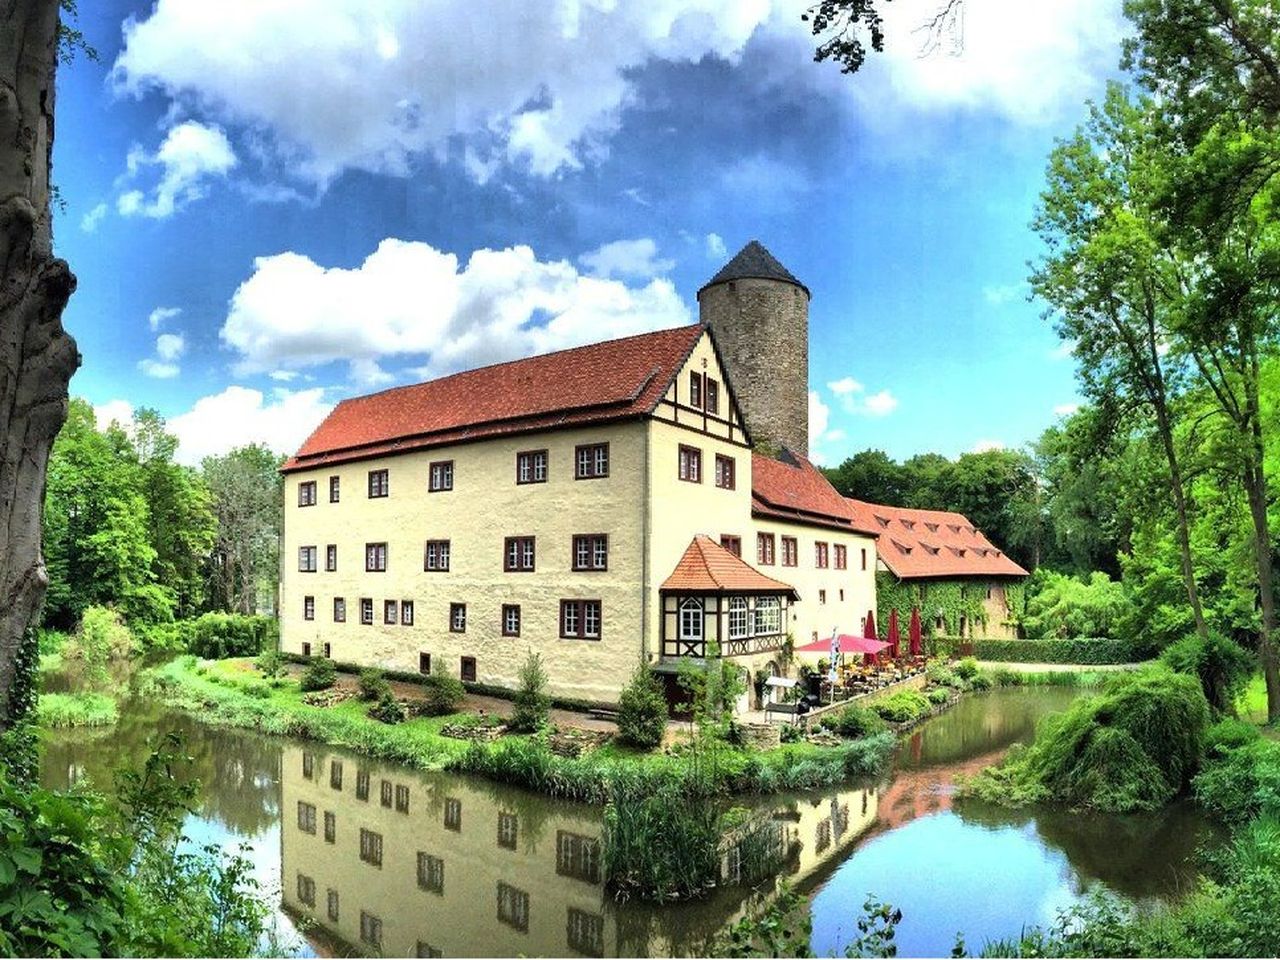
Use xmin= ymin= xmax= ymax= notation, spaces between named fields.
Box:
xmin=981 ymin=667 xmax=1112 ymax=688
xmin=1239 ymin=674 xmax=1269 ymax=725
xmin=36 ymin=692 xmax=119 ymax=729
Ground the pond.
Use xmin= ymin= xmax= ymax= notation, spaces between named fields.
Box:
xmin=38 ymin=679 xmax=1221 ymax=957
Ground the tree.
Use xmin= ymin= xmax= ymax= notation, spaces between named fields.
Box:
xmin=510 ymin=651 xmax=550 ymax=733
xmin=823 ymin=449 xmax=908 ymax=503
xmin=202 ymin=446 xmax=283 ymax=615
xmin=616 ymin=663 xmax=669 ymax=749
xmin=804 ymin=0 xmax=964 ymax=73
xmin=0 ymin=0 xmax=81 ymax=733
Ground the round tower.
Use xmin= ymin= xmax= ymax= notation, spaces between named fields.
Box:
xmin=697 ymin=239 xmax=810 ymax=458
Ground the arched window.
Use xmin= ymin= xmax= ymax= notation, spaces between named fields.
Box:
xmin=678 ymin=598 xmax=703 ymax=642
xmin=728 ymin=597 xmax=749 ymax=640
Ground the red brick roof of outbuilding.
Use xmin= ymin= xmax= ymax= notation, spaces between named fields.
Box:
xmin=751 ymin=451 xmax=876 ymax=534
xmin=282 ymin=324 xmax=705 ymax=472
xmin=662 ymin=535 xmax=800 ymax=597
xmin=844 ymin=498 xmax=1029 ymax=580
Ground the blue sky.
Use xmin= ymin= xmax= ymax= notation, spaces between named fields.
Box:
xmin=55 ymin=0 xmax=1126 ymax=465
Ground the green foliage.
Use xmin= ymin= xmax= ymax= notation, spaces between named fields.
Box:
xmin=963 ymin=667 xmax=1211 ymax=812
xmin=1193 ymin=727 xmax=1280 ymax=821
xmin=969 ymin=638 xmax=1139 ymax=665
xmin=201 ymin=444 xmax=284 ymax=615
xmin=64 ymin=605 xmax=134 ymax=686
xmin=254 ymin=648 xmax=283 ymax=680
xmin=820 ymin=704 xmax=886 ymax=739
xmin=176 ymin=613 xmax=277 ymax=659
xmin=969 ymin=673 xmax=993 ymax=691
xmin=36 ymin=692 xmax=118 ymax=729
xmin=926 ymin=688 xmax=952 ymax=706
xmin=1 ymin=628 xmax=42 ymax=787
xmin=955 ymin=657 xmax=979 ymax=680
xmin=712 ymin=883 xmax=813 ymax=958
xmin=871 ymin=690 xmax=932 ymax=724
xmin=416 ymin=673 xmax=465 ymax=716
xmin=298 ymin=658 xmax=337 ymax=692
xmin=1022 ymin=570 xmax=1135 ymax=640
xmin=357 ymin=667 xmax=391 ymax=703
xmin=1160 ymin=631 xmax=1255 ymax=715
xmin=925 ymin=663 xmax=964 ymax=689
xmin=616 ymin=663 xmax=668 ymax=749
xmin=368 ymin=692 xmax=407 ymax=725
xmin=510 ymin=651 xmax=551 ymax=733
xmin=876 ymin=573 xmax=989 ymax=640
xmin=846 ymin=898 xmax=903 ymax=958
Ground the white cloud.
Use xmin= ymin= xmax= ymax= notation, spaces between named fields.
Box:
xmin=138 ymin=359 xmax=181 ymax=379
xmin=983 ymin=282 xmax=1024 ymax=306
xmin=93 ymin=400 xmax=136 ymax=430
xmin=80 ymin=202 xmax=107 ymax=233
xmin=828 ymin=376 xmax=864 ymax=396
xmin=269 ymin=370 xmax=299 ymax=382
xmin=862 ymin=389 xmax=898 ymax=416
xmin=808 ymin=388 xmax=832 ymax=463
xmin=971 ymin=439 xmax=1006 ymax=453
xmin=705 ymin=232 xmax=727 ymax=259
xmin=155 ymin=333 xmax=185 ymax=362
xmin=220 ymin=238 xmax=693 ymax=381
xmin=823 ymin=377 xmax=896 ymax=417
xmin=138 ymin=331 xmax=186 ymax=379
xmin=1054 ymin=402 xmax=1080 ymax=416
xmin=117 ymin=120 xmax=237 ymax=218
xmin=148 ymin=306 xmax=181 ymax=331
xmin=579 ymin=238 xmax=673 ymax=279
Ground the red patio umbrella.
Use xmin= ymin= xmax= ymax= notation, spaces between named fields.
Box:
xmin=864 ymin=610 xmax=879 ymax=665
xmin=909 ymin=606 xmax=923 ymax=657
xmin=887 ymin=608 xmax=901 ymax=660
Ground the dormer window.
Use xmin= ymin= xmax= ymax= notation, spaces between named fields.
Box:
xmin=901 ymin=519 xmax=915 ymax=530
xmin=875 ymin=515 xmax=890 ymax=528
xmin=925 ymin=522 xmax=939 ymax=533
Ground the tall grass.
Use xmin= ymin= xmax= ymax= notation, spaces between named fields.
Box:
xmin=36 ymin=692 xmax=119 ymax=729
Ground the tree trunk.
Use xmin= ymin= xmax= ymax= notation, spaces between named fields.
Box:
xmin=1242 ymin=358 xmax=1280 ymax=722
xmin=1152 ymin=402 xmax=1210 ymax=643
xmin=0 ymin=1 xmax=81 ymax=733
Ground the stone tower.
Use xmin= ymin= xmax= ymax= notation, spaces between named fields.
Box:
xmin=697 ymin=239 xmax=810 ymax=458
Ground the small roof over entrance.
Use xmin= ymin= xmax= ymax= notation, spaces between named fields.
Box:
xmin=661 ymin=534 xmax=799 ymax=599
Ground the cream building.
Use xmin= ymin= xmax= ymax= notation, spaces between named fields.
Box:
xmin=280 ymin=242 xmax=879 ymax=708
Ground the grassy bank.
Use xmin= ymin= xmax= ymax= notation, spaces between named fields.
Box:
xmin=36 ymin=692 xmax=119 ymax=729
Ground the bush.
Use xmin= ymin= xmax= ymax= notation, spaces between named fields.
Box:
xmin=926 ymin=688 xmax=951 ymax=705
xmin=299 ymin=658 xmax=337 ymax=692
xmin=368 ymin=692 xmax=407 ymax=724
xmin=1160 ymin=630 xmax=1255 ymax=715
xmin=955 ymin=657 xmax=979 ymax=680
xmin=415 ymin=674 xmax=465 ymax=716
xmin=1022 ymin=569 xmax=1135 ymax=639
xmin=963 ymin=667 xmax=1211 ymax=812
xmin=872 ymin=690 xmax=932 ymax=724
xmin=820 ymin=704 xmax=886 ymax=739
xmin=969 ymin=673 xmax=993 ymax=691
xmin=510 ymin=652 xmax=551 ymax=733
xmin=926 ymin=663 xmax=964 ymax=689
xmin=254 ymin=648 xmax=283 ymax=679
xmin=357 ymin=667 xmax=391 ymax=702
xmin=1193 ymin=722 xmax=1280 ymax=821
xmin=617 ymin=663 xmax=668 ymax=748
xmin=65 ymin=606 xmax=134 ymax=685
xmin=36 ymin=692 xmax=119 ymax=729
xmin=970 ymin=637 xmax=1139 ymax=664
xmin=180 ymin=613 xmax=278 ymax=659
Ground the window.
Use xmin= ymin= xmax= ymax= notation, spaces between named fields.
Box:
xmin=359 ymin=911 xmax=382 ymax=949
xmin=819 ymin=589 xmax=827 ymax=604
xmin=360 ymin=598 xmax=374 ymax=625
xmin=367 ymin=469 xmax=388 ymax=498
xmin=302 ymin=752 xmax=314 ymax=780
xmin=416 ymin=943 xmax=443 ymax=958
xmin=839 ymin=589 xmax=845 ymax=601
xmin=689 ymin=371 xmax=702 ymax=408
xmin=560 ymin=600 xmax=602 ymax=640
xmin=325 ymin=544 xmax=337 ymax=571
xmin=356 ymin=769 xmax=370 ymax=802
xmin=815 ymin=541 xmax=830 ymax=568
xmin=754 ymin=597 xmax=781 ymax=635
xmin=450 ymin=603 xmax=466 ymax=633
xmin=424 ymin=539 xmax=450 ymax=571
xmin=679 ymin=597 xmax=703 ymax=642
xmin=428 ymin=460 xmax=454 ymax=492
xmin=835 ymin=544 xmax=848 ymax=570
xmin=297 ymin=801 xmax=316 ymax=834
xmin=303 ymin=595 xmax=315 ymax=621
xmin=384 ymin=600 xmax=398 ymax=625
xmin=504 ymin=536 xmax=536 ymax=572
xmin=861 ymin=548 xmax=868 ymax=571
xmin=359 ymin=828 xmax=383 ymax=867
xmin=330 ymin=760 xmax=343 ymax=790
xmin=678 ymin=444 xmax=702 ymax=483
xmin=395 ymin=784 xmax=410 ymax=813
xmin=496 ymin=882 xmax=530 ymax=933
xmin=326 ymin=888 xmax=339 ymax=923
xmin=329 ymin=475 xmax=340 ymax=503
xmin=297 ymin=873 xmax=315 ymax=907
xmin=497 ymin=811 xmax=518 ymax=850
xmin=401 ymin=600 xmax=414 ymax=626
xmin=567 ymin=908 xmax=605 ymax=957
xmin=728 ymin=597 xmax=749 ymax=639
xmin=333 ymin=598 xmax=346 ymax=622
xmin=781 ymin=537 xmax=798 ymax=567
xmin=444 ymin=797 xmax=462 ymax=831
xmin=516 ymin=449 xmax=548 ymax=484
xmin=715 ymin=454 xmax=735 ymax=489
xmin=502 ymin=604 xmax=521 ymax=637
xmin=460 ymin=657 xmax=476 ymax=682
xmin=381 ymin=780 xmax=393 ymax=808
xmin=323 ymin=641 xmax=331 ymax=658
xmin=365 ymin=542 xmax=387 ymax=572
xmin=572 ymin=534 xmax=608 ymax=571
xmin=418 ymin=652 xmax=431 ymax=675
xmin=556 ymin=831 xmax=601 ymax=883
xmin=298 ymin=546 xmax=317 ymax=572
xmin=301 ymin=641 xmax=311 ymax=657
xmin=298 ymin=481 xmax=317 ymax=507
xmin=575 ymin=443 xmax=609 ymax=479
xmin=417 ymin=852 xmax=444 ymax=894
xmin=324 ymin=811 xmax=336 ymax=843
xmin=757 ymin=533 xmax=776 ymax=565
xmin=705 ymin=377 xmax=720 ymax=415
xmin=720 ymin=535 xmax=741 ymax=557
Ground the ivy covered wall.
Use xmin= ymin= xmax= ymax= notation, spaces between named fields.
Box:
xmin=875 ymin=571 xmax=1026 ymax=639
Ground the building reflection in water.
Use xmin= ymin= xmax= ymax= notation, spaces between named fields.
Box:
xmin=279 ymin=744 xmax=881 ymax=958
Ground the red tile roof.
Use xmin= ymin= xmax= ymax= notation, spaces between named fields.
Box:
xmin=844 ymin=499 xmax=1029 ymax=579
xmin=282 ymin=324 xmax=706 ymax=472
xmin=662 ymin=535 xmax=800 ymax=596
xmin=751 ymin=452 xmax=875 ymax=533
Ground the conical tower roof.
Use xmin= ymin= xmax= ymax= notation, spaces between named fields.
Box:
xmin=698 ymin=239 xmax=809 ymax=297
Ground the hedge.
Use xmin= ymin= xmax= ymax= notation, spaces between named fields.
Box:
xmin=963 ymin=638 xmax=1140 ymax=665
xmin=180 ymin=614 xmax=279 ymax=659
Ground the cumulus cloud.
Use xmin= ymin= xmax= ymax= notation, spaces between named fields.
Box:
xmin=1054 ymin=402 xmax=1080 ymax=416
xmin=117 ymin=120 xmax=237 ymax=218
xmin=705 ymin=232 xmax=727 ymax=259
xmin=828 ymin=376 xmax=863 ymax=396
xmin=80 ymin=202 xmax=107 ymax=233
xmin=155 ymin=333 xmax=184 ymax=362
xmin=579 ymin=238 xmax=673 ymax=279
xmin=823 ymin=376 xmax=898 ymax=417
xmin=93 ymin=400 xmax=135 ymax=431
xmin=148 ymin=306 xmax=181 ymax=331
xmin=862 ymin=389 xmax=898 ymax=416
xmin=138 ymin=331 xmax=186 ymax=379
xmin=220 ymin=238 xmax=693 ymax=381
xmin=808 ymin=388 xmax=832 ymax=461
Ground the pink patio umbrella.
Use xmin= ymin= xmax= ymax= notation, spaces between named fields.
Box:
xmin=909 ymin=607 xmax=923 ymax=657
xmin=887 ymin=608 xmax=901 ymax=660
xmin=796 ymin=633 xmax=890 ymax=656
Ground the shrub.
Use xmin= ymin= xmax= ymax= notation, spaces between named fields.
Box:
xmin=955 ymin=657 xmax=979 ymax=680
xmin=925 ymin=663 xmax=963 ymax=689
xmin=1193 ymin=726 xmax=1280 ymax=821
xmin=368 ymin=692 xmax=407 ymax=724
xmin=415 ymin=674 xmax=465 ymax=716
xmin=357 ymin=667 xmax=391 ymax=702
xmin=779 ymin=724 xmax=803 ymax=744
xmin=1022 ymin=569 xmax=1135 ymax=639
xmin=299 ymin=658 xmax=337 ymax=692
xmin=872 ymin=690 xmax=932 ymax=724
xmin=970 ymin=637 xmax=1139 ymax=664
xmin=927 ymin=688 xmax=951 ymax=706
xmin=181 ymin=613 xmax=278 ymax=660
xmin=66 ymin=606 xmax=134 ymax=685
xmin=36 ymin=692 xmax=119 ymax=729
xmin=254 ymin=648 xmax=283 ymax=679
xmin=1160 ymin=631 xmax=1255 ymax=715
xmin=969 ymin=673 xmax=993 ymax=691
xmin=510 ymin=652 xmax=551 ymax=733
xmin=617 ymin=663 xmax=668 ymax=749
xmin=821 ymin=704 xmax=886 ymax=739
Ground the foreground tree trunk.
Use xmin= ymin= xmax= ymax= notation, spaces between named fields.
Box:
xmin=0 ymin=1 xmax=81 ymax=733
